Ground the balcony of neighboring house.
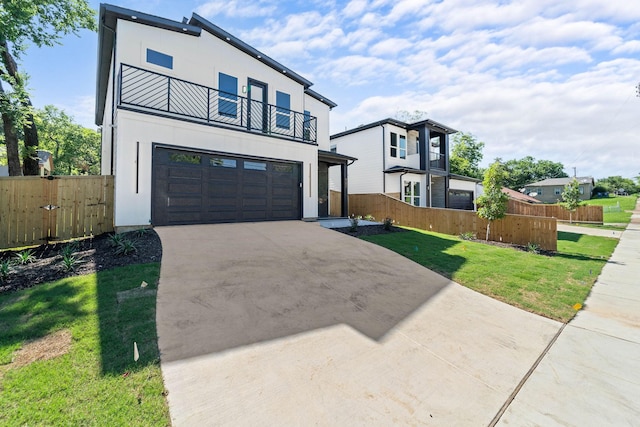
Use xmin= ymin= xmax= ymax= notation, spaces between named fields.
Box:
xmin=117 ymin=64 xmax=318 ymax=144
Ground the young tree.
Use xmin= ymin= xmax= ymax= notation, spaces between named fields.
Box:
xmin=449 ymin=132 xmax=485 ymax=179
xmin=0 ymin=0 xmax=96 ymax=175
xmin=561 ymin=178 xmax=582 ymax=224
xmin=476 ymin=160 xmax=509 ymax=241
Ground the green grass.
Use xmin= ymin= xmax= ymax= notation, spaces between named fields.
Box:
xmin=583 ymin=195 xmax=638 ymax=224
xmin=0 ymin=264 xmax=170 ymax=426
xmin=363 ymin=230 xmax=618 ymax=322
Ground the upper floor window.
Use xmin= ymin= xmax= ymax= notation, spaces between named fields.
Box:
xmin=555 ymin=187 xmax=562 ymax=195
xmin=276 ymin=91 xmax=291 ymax=129
xmin=218 ymin=73 xmax=238 ymax=118
xmin=399 ymin=135 xmax=407 ymax=159
xmin=146 ymin=48 xmax=173 ymax=69
xmin=390 ymin=133 xmax=398 ymax=157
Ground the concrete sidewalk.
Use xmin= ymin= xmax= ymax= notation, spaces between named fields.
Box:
xmin=557 ymin=223 xmax=623 ymax=239
xmin=498 ymin=201 xmax=640 ymax=425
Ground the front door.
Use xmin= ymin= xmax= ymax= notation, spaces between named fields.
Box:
xmin=248 ymin=79 xmax=268 ymax=133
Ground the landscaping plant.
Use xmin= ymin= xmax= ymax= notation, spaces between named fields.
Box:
xmin=476 ymin=161 xmax=509 ymax=240
xmin=561 ymin=178 xmax=583 ymax=224
xmin=13 ymin=249 xmax=36 ymax=265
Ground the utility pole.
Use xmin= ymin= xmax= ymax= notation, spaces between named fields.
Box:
xmin=573 ymin=167 xmax=576 ymax=177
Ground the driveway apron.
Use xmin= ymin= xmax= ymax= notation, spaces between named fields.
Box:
xmin=155 ymin=221 xmax=560 ymax=426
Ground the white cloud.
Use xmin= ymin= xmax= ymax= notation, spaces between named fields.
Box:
xmin=368 ymin=37 xmax=413 ymax=56
xmin=195 ymin=0 xmax=277 ymax=18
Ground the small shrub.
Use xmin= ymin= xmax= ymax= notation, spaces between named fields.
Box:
xmin=133 ymin=228 xmax=149 ymax=238
xmin=460 ymin=232 xmax=476 ymax=241
xmin=59 ymin=243 xmax=79 ymax=258
xmin=383 ymin=217 xmax=394 ymax=231
xmin=115 ymin=239 xmax=137 ymax=256
xmin=526 ymin=242 xmax=541 ymax=254
xmin=108 ymin=233 xmax=124 ymax=247
xmin=14 ymin=249 xmax=36 ymax=265
xmin=349 ymin=215 xmax=361 ymax=232
xmin=0 ymin=259 xmax=12 ymax=281
xmin=61 ymin=253 xmax=79 ymax=272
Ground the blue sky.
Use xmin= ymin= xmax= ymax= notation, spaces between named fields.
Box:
xmin=19 ymin=0 xmax=640 ymax=180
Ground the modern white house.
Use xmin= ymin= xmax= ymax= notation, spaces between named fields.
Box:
xmin=330 ymin=118 xmax=481 ymax=210
xmin=96 ymin=4 xmax=353 ymax=229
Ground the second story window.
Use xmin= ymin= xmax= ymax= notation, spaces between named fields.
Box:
xmin=399 ymin=135 xmax=407 ymax=159
xmin=276 ymin=91 xmax=291 ymax=129
xmin=218 ymin=73 xmax=238 ymax=118
xmin=390 ymin=133 xmax=398 ymax=157
xmin=146 ymin=48 xmax=173 ymax=69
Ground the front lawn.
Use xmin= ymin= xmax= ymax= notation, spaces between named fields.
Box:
xmin=363 ymin=230 xmax=618 ymax=322
xmin=0 ymin=264 xmax=170 ymax=426
xmin=583 ymin=195 xmax=638 ymax=224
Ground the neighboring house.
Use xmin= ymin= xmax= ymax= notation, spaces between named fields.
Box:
xmin=330 ymin=118 xmax=480 ymax=210
xmin=0 ymin=151 xmax=52 ymax=176
xmin=502 ymin=187 xmax=541 ymax=204
xmin=38 ymin=150 xmax=54 ymax=176
xmin=523 ymin=177 xmax=594 ymax=203
xmin=96 ymin=4 xmax=352 ymax=229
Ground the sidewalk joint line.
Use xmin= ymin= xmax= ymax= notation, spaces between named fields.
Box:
xmin=488 ymin=323 xmax=567 ymax=427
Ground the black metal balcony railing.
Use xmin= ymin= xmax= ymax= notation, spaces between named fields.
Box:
xmin=118 ymin=64 xmax=318 ymax=144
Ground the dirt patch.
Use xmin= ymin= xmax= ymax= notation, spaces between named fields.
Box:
xmin=0 ymin=230 xmax=163 ymax=295
xmin=11 ymin=329 xmax=72 ymax=369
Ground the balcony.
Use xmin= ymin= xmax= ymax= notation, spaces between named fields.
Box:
xmin=118 ymin=64 xmax=318 ymax=144
xmin=429 ymin=152 xmax=446 ymax=170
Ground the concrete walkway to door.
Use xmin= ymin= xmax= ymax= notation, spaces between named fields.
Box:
xmin=155 ymin=222 xmax=561 ymax=426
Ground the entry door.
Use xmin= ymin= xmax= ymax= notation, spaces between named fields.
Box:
xmin=248 ymin=79 xmax=268 ymax=133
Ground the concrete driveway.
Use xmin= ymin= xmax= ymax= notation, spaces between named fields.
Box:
xmin=155 ymin=221 xmax=560 ymax=426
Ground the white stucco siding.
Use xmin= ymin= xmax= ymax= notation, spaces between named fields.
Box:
xmin=384 ymin=124 xmax=420 ymax=170
xmin=304 ymin=94 xmax=330 ymax=151
xmin=113 ymin=111 xmax=318 ymax=227
xmin=331 ymin=126 xmax=383 ymax=194
xmin=115 ymin=21 xmax=306 ymax=118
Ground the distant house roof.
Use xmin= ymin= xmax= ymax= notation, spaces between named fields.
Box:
xmin=331 ymin=117 xmax=458 ymax=140
xmin=525 ymin=176 xmax=594 ymax=187
xmin=450 ymin=173 xmax=481 ymax=183
xmin=502 ymin=187 xmax=541 ymax=204
xmin=95 ymin=3 xmax=336 ymax=125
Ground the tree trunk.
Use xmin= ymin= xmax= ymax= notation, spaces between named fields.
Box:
xmin=1 ymin=38 xmax=39 ymax=175
xmin=21 ymin=104 xmax=39 ymax=175
xmin=0 ymin=81 xmax=21 ymax=175
xmin=486 ymin=221 xmax=490 ymax=241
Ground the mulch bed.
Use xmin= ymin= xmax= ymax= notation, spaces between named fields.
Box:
xmin=0 ymin=230 xmax=162 ymax=295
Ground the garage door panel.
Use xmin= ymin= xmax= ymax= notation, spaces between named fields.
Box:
xmin=153 ymin=147 xmax=301 ymax=225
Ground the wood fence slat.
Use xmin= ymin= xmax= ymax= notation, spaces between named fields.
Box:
xmin=349 ymin=193 xmax=557 ymax=251
xmin=507 ymin=199 xmax=603 ymax=223
xmin=0 ymin=176 xmax=114 ymax=249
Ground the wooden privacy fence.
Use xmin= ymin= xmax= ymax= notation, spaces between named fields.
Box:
xmin=0 ymin=176 xmax=114 ymax=249
xmin=349 ymin=193 xmax=557 ymax=251
xmin=507 ymin=199 xmax=603 ymax=224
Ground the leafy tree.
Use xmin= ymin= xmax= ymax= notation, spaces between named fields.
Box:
xmin=34 ymin=105 xmax=100 ymax=175
xmin=0 ymin=0 xmax=96 ymax=175
xmin=449 ymin=132 xmax=484 ymax=179
xmin=502 ymin=156 xmax=567 ymax=190
xmin=476 ymin=161 xmax=509 ymax=241
xmin=560 ymin=178 xmax=582 ymax=224
xmin=394 ymin=110 xmax=428 ymax=123
xmin=595 ymin=176 xmax=638 ymax=195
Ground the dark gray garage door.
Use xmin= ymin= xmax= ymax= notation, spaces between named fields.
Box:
xmin=153 ymin=147 xmax=301 ymax=225
xmin=448 ymin=190 xmax=474 ymax=210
